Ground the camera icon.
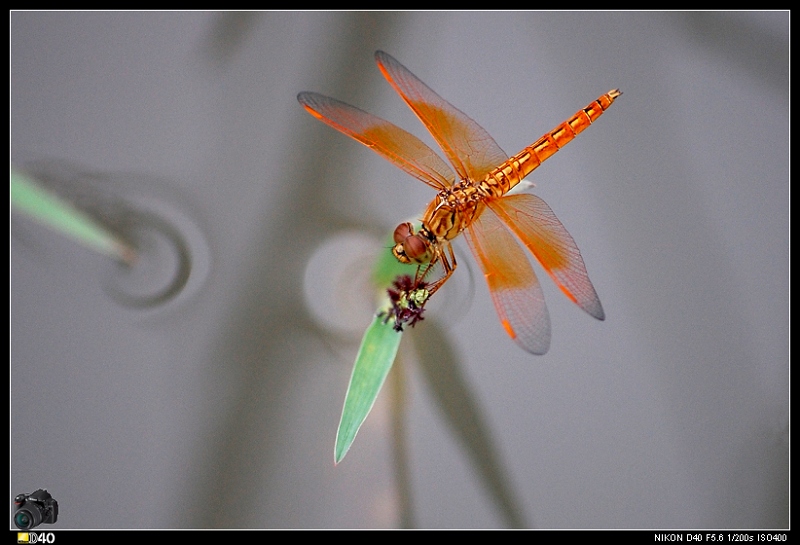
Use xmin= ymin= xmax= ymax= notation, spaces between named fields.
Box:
xmin=14 ymin=489 xmax=58 ymax=530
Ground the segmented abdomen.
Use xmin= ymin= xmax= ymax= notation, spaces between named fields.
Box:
xmin=482 ymin=89 xmax=621 ymax=197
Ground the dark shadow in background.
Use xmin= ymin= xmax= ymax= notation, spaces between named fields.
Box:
xmin=183 ymin=12 xmax=409 ymax=528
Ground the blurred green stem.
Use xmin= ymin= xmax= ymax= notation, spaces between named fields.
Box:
xmin=11 ymin=168 xmax=136 ymax=265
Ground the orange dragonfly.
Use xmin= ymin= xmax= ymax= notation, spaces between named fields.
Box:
xmin=298 ymin=51 xmax=619 ymax=354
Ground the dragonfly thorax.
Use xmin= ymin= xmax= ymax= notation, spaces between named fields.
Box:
xmin=425 ymin=180 xmax=487 ymax=241
xmin=393 ymin=179 xmax=488 ymax=266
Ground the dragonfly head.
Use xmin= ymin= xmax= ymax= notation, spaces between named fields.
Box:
xmin=392 ymin=222 xmax=434 ymax=264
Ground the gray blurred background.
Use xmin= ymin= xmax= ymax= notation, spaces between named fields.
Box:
xmin=10 ymin=12 xmax=788 ymax=529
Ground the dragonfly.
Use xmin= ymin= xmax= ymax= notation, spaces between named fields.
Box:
xmin=298 ymin=51 xmax=620 ymax=354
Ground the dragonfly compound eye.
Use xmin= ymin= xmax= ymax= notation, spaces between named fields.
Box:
xmin=402 ymin=234 xmax=432 ymax=263
xmin=393 ymin=222 xmax=414 ymax=244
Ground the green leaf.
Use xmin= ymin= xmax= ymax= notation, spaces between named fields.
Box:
xmin=334 ymin=313 xmax=403 ymax=464
xmin=334 ymin=224 xmax=421 ymax=464
xmin=10 ymin=168 xmax=136 ymax=264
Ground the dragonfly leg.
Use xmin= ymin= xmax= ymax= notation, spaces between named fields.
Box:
xmin=421 ymin=243 xmax=457 ymax=297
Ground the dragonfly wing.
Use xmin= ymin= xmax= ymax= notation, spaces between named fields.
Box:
xmin=464 ymin=206 xmax=551 ymax=355
xmin=491 ymin=194 xmax=605 ymax=320
xmin=298 ymin=92 xmax=455 ymax=189
xmin=375 ymin=51 xmax=508 ymax=183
